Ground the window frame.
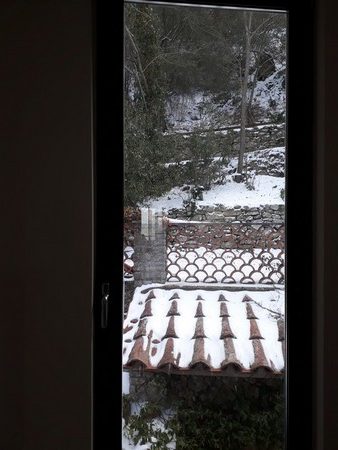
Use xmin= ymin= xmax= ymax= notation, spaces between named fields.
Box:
xmin=92 ymin=0 xmax=315 ymax=448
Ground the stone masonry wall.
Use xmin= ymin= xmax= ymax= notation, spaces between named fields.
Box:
xmin=167 ymin=203 xmax=285 ymax=223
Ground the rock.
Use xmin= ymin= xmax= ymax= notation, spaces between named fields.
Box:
xmin=232 ymin=173 xmax=244 ymax=183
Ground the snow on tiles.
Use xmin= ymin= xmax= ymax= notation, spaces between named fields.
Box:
xmin=122 ymin=286 xmax=285 ymax=375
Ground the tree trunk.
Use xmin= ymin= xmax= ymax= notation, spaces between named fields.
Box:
xmin=237 ymin=12 xmax=252 ymax=175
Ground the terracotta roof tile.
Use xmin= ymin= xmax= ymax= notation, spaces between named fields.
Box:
xmin=145 ymin=290 xmax=156 ymax=301
xmin=218 ymin=294 xmax=228 ymax=302
xmin=126 ymin=334 xmax=152 ymax=368
xmin=162 ymin=316 xmax=178 ymax=339
xmin=251 ymin=339 xmax=271 ymax=371
xmin=190 ymin=338 xmax=211 ymax=369
xmin=192 ymin=317 xmax=206 ymax=339
xmin=220 ymin=316 xmax=236 ymax=339
xmin=166 ymin=300 xmax=180 ymax=316
xmin=249 ymin=318 xmax=264 ymax=340
xmin=221 ymin=337 xmax=242 ymax=370
xmin=140 ymin=301 xmax=153 ymax=319
xmin=133 ymin=318 xmax=148 ymax=340
xmin=277 ymin=318 xmax=285 ymax=341
xmin=194 ymin=302 xmax=205 ymax=318
xmin=246 ymin=303 xmax=258 ymax=319
xmin=219 ymin=302 xmax=230 ymax=317
xmin=123 ymin=287 xmax=284 ymax=377
xmin=158 ymin=338 xmax=177 ymax=368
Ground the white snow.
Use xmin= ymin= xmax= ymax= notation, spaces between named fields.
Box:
xmin=164 ymin=67 xmax=285 ymax=134
xmin=143 ymin=174 xmax=283 ymax=213
xmin=141 ymin=146 xmax=285 ymax=213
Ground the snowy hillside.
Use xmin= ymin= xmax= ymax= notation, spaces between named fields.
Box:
xmin=141 ymin=147 xmax=285 ymax=213
xmin=165 ymin=68 xmax=285 ymax=133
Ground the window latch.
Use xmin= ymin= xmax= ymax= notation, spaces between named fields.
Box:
xmin=101 ymin=282 xmax=110 ymax=328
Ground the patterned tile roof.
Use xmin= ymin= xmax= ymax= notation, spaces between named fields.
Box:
xmin=123 ymin=285 xmax=285 ymax=377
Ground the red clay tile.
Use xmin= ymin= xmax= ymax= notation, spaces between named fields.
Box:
xmin=251 ymin=339 xmax=270 ymax=370
xmin=219 ymin=302 xmax=230 ymax=317
xmin=249 ymin=318 xmax=264 ymax=340
xmin=158 ymin=338 xmax=177 ymax=368
xmin=218 ymin=293 xmax=228 ymax=302
xmin=192 ymin=317 xmax=206 ymax=339
xmin=189 ymin=338 xmax=211 ymax=368
xmin=145 ymin=290 xmax=156 ymax=301
xmin=277 ymin=318 xmax=285 ymax=341
xmin=194 ymin=302 xmax=205 ymax=318
xmin=162 ymin=316 xmax=178 ymax=339
xmin=133 ymin=318 xmax=148 ymax=340
xmin=140 ymin=301 xmax=153 ymax=319
xmin=246 ymin=303 xmax=258 ymax=319
xmin=166 ymin=300 xmax=180 ymax=316
xmin=220 ymin=316 xmax=236 ymax=339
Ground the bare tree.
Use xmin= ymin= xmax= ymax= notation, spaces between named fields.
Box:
xmin=237 ymin=11 xmax=253 ymax=177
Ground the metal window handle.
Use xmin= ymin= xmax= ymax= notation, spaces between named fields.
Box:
xmin=101 ymin=282 xmax=110 ymax=328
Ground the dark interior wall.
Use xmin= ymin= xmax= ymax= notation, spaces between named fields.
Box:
xmin=0 ymin=1 xmax=337 ymax=450
xmin=0 ymin=1 xmax=92 ymax=449
xmin=318 ymin=1 xmax=338 ymax=449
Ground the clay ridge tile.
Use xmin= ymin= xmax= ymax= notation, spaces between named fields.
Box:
xmin=249 ymin=319 xmax=264 ymax=340
xmin=220 ymin=316 xmax=236 ymax=339
xmin=140 ymin=301 xmax=153 ymax=319
xmin=133 ymin=318 xmax=147 ymax=340
xmin=189 ymin=338 xmax=211 ymax=369
xmin=162 ymin=316 xmax=178 ymax=340
xmin=218 ymin=294 xmax=228 ymax=302
xmin=221 ymin=337 xmax=242 ymax=370
xmin=145 ymin=290 xmax=156 ymax=301
xmin=220 ymin=302 xmax=230 ymax=317
xmin=192 ymin=317 xmax=206 ymax=339
xmin=157 ymin=338 xmax=178 ymax=368
xmin=166 ymin=300 xmax=180 ymax=316
xmin=277 ymin=318 xmax=285 ymax=341
xmin=126 ymin=333 xmax=152 ymax=368
xmin=194 ymin=302 xmax=205 ymax=318
xmin=250 ymin=338 xmax=271 ymax=371
xmin=246 ymin=303 xmax=258 ymax=319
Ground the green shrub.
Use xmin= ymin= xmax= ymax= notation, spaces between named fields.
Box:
xmin=123 ymin=374 xmax=285 ymax=450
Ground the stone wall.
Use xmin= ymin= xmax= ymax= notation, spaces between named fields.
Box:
xmin=167 ymin=203 xmax=285 ymax=223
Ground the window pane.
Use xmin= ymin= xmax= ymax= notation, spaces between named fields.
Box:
xmin=122 ymin=3 xmax=286 ymax=449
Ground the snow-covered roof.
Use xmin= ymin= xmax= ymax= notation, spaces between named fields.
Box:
xmin=123 ymin=285 xmax=285 ymax=377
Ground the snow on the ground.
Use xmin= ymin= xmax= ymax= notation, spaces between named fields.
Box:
xmin=142 ymin=146 xmax=285 ymax=213
xmin=200 ymin=175 xmax=284 ymax=207
xmin=143 ymin=174 xmax=284 ymax=213
xmin=252 ymin=69 xmax=286 ymax=114
xmin=165 ymin=68 xmax=285 ymax=133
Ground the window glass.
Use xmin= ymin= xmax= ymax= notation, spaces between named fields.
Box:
xmin=122 ymin=3 xmax=286 ymax=449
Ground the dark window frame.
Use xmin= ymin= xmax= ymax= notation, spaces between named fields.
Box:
xmin=92 ymin=0 xmax=315 ymax=448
